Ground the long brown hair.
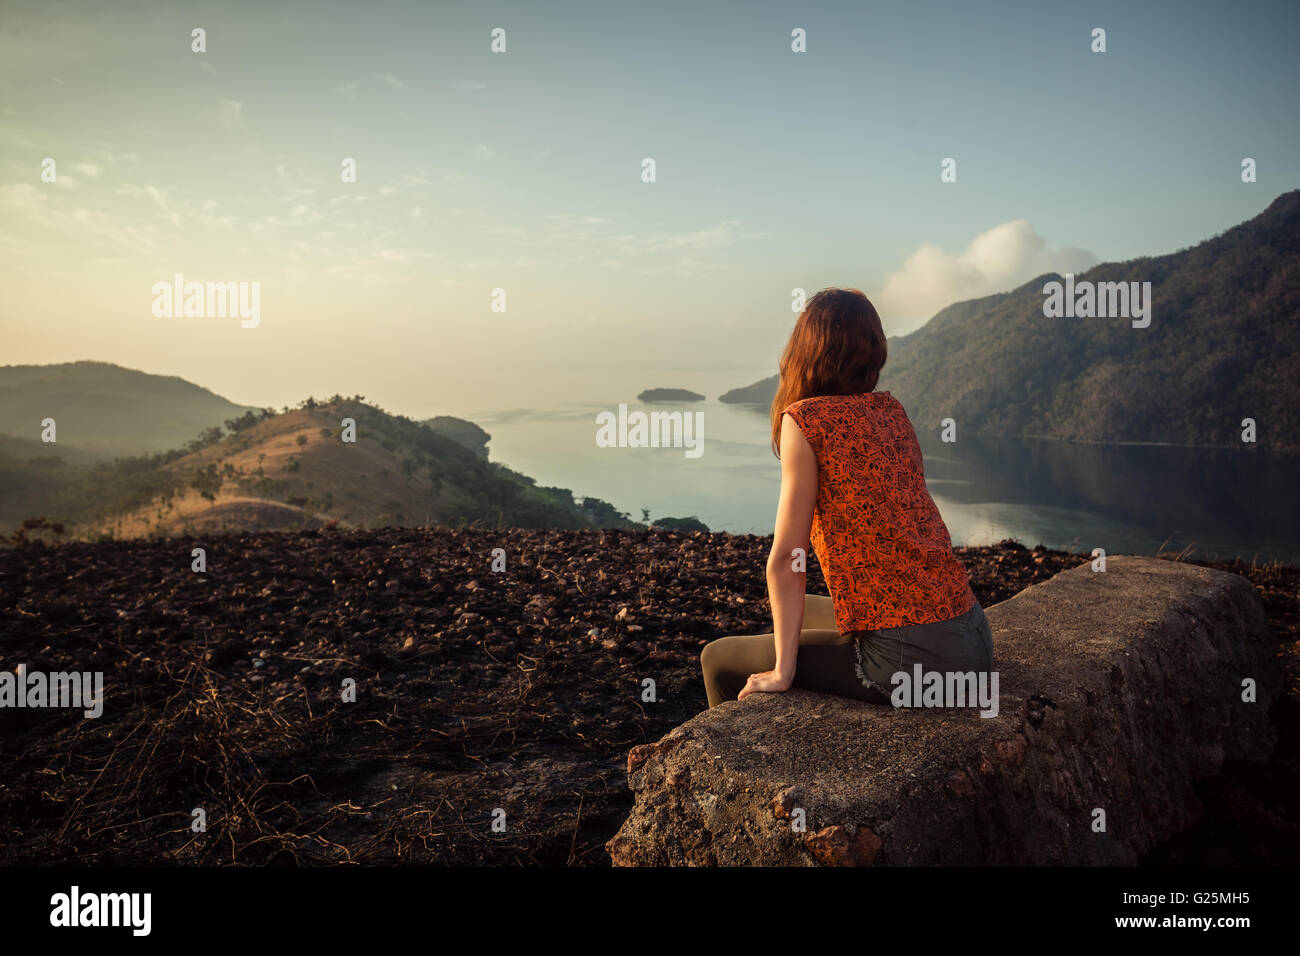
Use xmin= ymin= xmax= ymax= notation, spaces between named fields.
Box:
xmin=770 ymin=287 xmax=887 ymax=455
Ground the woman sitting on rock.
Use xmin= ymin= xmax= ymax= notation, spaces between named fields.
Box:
xmin=700 ymin=287 xmax=993 ymax=708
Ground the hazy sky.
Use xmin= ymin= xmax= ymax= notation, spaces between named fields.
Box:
xmin=2 ymin=0 xmax=1297 ymax=417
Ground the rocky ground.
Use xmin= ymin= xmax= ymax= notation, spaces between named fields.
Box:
xmin=0 ymin=529 xmax=1295 ymax=866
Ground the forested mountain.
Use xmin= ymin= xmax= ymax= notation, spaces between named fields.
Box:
xmin=0 ymin=361 xmax=260 ymax=457
xmin=721 ymin=192 xmax=1300 ymax=449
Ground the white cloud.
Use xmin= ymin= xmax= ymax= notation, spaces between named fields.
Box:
xmin=0 ymin=182 xmax=46 ymax=214
xmin=614 ymin=219 xmax=769 ymax=255
xmin=216 ymin=98 xmax=242 ymax=130
xmin=533 ymin=215 xmax=765 ymax=257
xmin=273 ymin=164 xmax=316 ymax=200
xmin=0 ymin=182 xmax=165 ymax=253
xmin=875 ymin=219 xmax=1097 ymax=335
xmin=374 ymin=72 xmax=406 ymax=89
xmin=117 ymin=183 xmax=182 ymax=227
xmin=93 ymin=149 xmax=138 ymax=165
xmin=72 ymin=161 xmax=101 ymax=178
xmin=199 ymin=62 xmax=217 ymax=76
xmin=331 ymin=81 xmax=359 ymax=101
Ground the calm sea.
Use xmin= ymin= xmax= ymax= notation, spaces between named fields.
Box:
xmin=464 ymin=397 xmax=1299 ymax=564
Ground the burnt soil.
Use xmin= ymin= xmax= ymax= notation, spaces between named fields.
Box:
xmin=0 ymin=529 xmax=1295 ymax=866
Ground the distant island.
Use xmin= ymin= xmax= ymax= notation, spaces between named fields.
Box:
xmin=716 ymin=191 xmax=1300 ymax=449
xmin=718 ymin=377 xmax=777 ymax=406
xmin=637 ymin=388 xmax=705 ymax=403
xmin=651 ymin=515 xmax=709 ymax=533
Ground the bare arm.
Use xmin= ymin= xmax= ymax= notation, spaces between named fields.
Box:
xmin=737 ymin=412 xmax=817 ymax=700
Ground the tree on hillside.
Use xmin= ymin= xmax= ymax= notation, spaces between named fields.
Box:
xmin=189 ymin=463 xmax=222 ymax=502
xmin=224 ymin=407 xmax=276 ymax=433
xmin=185 ymin=426 xmax=224 ymax=453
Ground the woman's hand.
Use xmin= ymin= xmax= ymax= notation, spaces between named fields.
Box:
xmin=737 ymin=669 xmax=793 ymax=701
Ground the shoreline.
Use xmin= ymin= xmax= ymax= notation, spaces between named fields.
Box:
xmin=718 ymin=403 xmax=1299 ymax=454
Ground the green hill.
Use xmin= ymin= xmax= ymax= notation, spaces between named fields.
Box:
xmin=0 ymin=395 xmax=638 ymax=539
xmin=0 ymin=360 xmax=260 ymax=458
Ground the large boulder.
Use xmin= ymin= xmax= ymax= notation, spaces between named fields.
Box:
xmin=606 ymin=556 xmax=1280 ymax=865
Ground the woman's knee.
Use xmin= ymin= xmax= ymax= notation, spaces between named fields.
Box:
xmin=700 ymin=636 xmax=738 ymax=681
xmin=700 ymin=634 xmax=770 ymax=680
xmin=700 ymin=637 xmax=723 ymax=675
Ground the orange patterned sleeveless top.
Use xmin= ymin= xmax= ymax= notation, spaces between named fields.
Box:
xmin=782 ymin=391 xmax=975 ymax=632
